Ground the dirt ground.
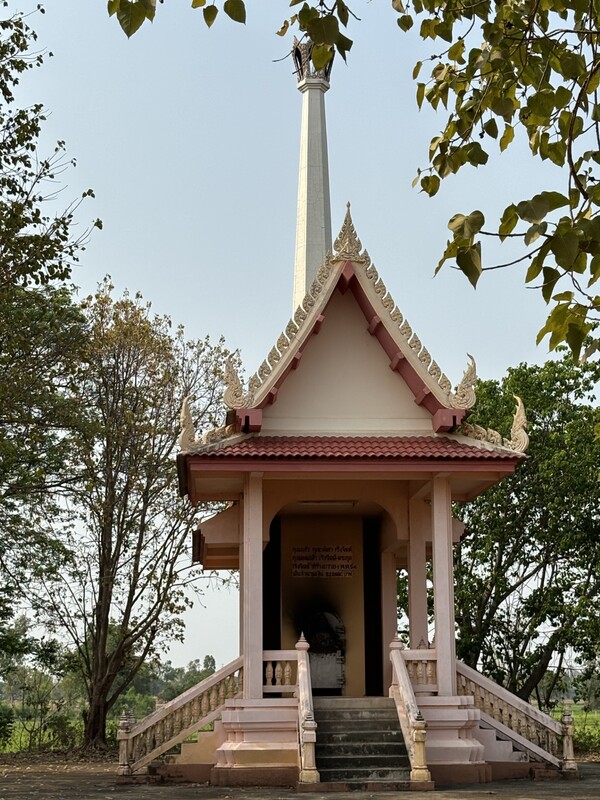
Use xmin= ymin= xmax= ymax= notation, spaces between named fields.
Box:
xmin=2 ymin=754 xmax=600 ymax=800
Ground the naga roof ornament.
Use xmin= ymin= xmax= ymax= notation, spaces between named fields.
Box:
xmin=460 ymin=395 xmax=529 ymax=453
xmin=223 ymin=356 xmax=254 ymax=410
xmin=178 ymin=395 xmax=197 ymax=451
xmin=177 ymin=394 xmax=239 ymax=452
xmin=449 ymin=354 xmax=477 ymax=410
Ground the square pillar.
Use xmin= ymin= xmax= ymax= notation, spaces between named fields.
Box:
xmin=408 ymin=498 xmax=429 ymax=648
xmin=381 ymin=550 xmax=397 ymax=690
xmin=242 ymin=473 xmax=263 ymax=698
xmin=431 ymin=476 xmax=457 ymax=696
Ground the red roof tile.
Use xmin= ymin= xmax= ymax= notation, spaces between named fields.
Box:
xmin=199 ymin=436 xmax=518 ymax=461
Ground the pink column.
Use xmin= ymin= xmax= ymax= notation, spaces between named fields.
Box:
xmin=381 ymin=550 xmax=397 ymax=690
xmin=242 ymin=472 xmax=263 ymax=698
xmin=408 ymin=498 xmax=429 ymax=648
xmin=431 ymin=476 xmax=457 ymax=696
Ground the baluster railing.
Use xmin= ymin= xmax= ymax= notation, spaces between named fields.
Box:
xmin=456 ymin=660 xmax=577 ymax=773
xmin=117 ymin=656 xmax=243 ymax=777
xmin=296 ymin=634 xmax=319 ymax=784
xmin=262 ymin=650 xmax=298 ymax=693
xmin=390 ymin=639 xmax=431 ymax=783
xmin=400 ymin=648 xmax=438 ymax=695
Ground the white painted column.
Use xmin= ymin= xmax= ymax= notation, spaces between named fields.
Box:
xmin=242 ymin=472 xmax=263 ymax=698
xmin=431 ymin=476 xmax=457 ymax=696
xmin=293 ymin=75 xmax=332 ymax=311
xmin=408 ymin=498 xmax=429 ymax=648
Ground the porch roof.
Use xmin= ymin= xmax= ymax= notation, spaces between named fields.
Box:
xmin=193 ymin=435 xmax=521 ymax=461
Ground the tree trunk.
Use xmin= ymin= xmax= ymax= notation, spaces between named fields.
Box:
xmin=83 ymin=693 xmax=109 ymax=750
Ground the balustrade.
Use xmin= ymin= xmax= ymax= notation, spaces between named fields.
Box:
xmin=118 ymin=656 xmax=244 ymax=776
xmin=262 ymin=649 xmax=298 ymax=693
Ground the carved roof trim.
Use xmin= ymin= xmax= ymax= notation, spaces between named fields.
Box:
xmin=245 ymin=207 xmax=476 ymax=412
xmin=458 ymin=395 xmax=529 ymax=455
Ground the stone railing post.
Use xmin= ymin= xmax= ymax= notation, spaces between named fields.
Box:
xmin=296 ymin=634 xmax=320 ymax=784
xmin=116 ymin=710 xmax=134 ymax=777
xmin=561 ymin=699 xmax=577 ymax=772
xmin=411 ymin=714 xmax=431 ymax=783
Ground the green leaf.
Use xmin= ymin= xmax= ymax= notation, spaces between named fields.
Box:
xmin=337 ymin=0 xmax=349 ymax=27
xmin=551 ymin=231 xmax=580 ymax=268
xmin=117 ymin=1 xmax=146 ymax=37
xmin=392 ymin=0 xmax=405 ymax=11
xmin=500 ymin=124 xmax=514 ymax=152
xmin=334 ymin=32 xmax=353 ymax=60
xmin=107 ymin=0 xmax=120 ymax=16
xmin=413 ymin=61 xmax=422 ymax=80
xmin=223 ymin=0 xmax=245 ymax=23
xmin=565 ymin=319 xmax=590 ymax=361
xmin=524 ymin=222 xmax=547 ymax=246
xmin=448 ymin=38 xmax=465 ymax=62
xmin=397 ymin=15 xmax=414 ymax=31
xmin=465 ymin=141 xmax=488 ymax=166
xmin=456 ymin=243 xmax=483 ymax=288
xmin=499 ymin=204 xmax=518 ymax=240
xmin=421 ymin=174 xmax=440 ymax=196
xmin=311 ymin=44 xmax=333 ymax=70
xmin=306 ymin=14 xmax=339 ymax=45
xmin=589 ymin=254 xmax=600 ymax=287
xmin=191 ymin=0 xmax=206 ymax=7
xmin=542 ymin=267 xmax=560 ymax=303
xmin=203 ymin=5 xmax=218 ymax=26
xmin=483 ymin=118 xmax=498 ymax=139
xmin=547 ymin=140 xmax=566 ymax=167
xmin=416 ymin=82 xmax=425 ymax=109
xmin=540 ymin=191 xmax=570 ymax=212
xmin=516 ymin=195 xmax=550 ymax=224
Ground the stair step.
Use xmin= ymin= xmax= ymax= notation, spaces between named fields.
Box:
xmin=313 ymin=697 xmax=397 ymax=709
xmin=318 ymin=754 xmax=410 ymax=769
xmin=313 ymin=698 xmax=409 ymax=785
xmin=319 ymin=767 xmax=412 ymax=782
xmin=318 ymin=729 xmax=405 ymax=745
xmin=314 ymin=709 xmax=398 ymax=721
xmin=317 ymin=741 xmax=407 ymax=757
xmin=299 ymin=780 xmax=414 ymax=792
xmin=316 ymin=719 xmax=400 ymax=733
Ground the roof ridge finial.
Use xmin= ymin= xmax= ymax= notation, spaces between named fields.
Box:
xmin=332 ymin=202 xmax=366 ymax=263
xmin=293 ymin=36 xmax=333 ymax=84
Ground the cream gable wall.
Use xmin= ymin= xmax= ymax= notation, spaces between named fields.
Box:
xmin=260 ymin=289 xmax=434 ymax=435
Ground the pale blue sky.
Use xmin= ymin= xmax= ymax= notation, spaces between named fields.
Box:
xmin=20 ymin=1 xmax=558 ymax=666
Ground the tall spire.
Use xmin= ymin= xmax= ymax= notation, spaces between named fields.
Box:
xmin=292 ymin=39 xmax=333 ymax=312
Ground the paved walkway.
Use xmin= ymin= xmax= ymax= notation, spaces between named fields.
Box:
xmin=1 ymin=763 xmax=600 ymax=800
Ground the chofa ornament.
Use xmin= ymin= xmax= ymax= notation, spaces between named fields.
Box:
xmin=460 ymin=395 xmax=529 ymax=453
xmin=450 ymin=354 xmax=477 ymax=410
xmin=223 ymin=356 xmax=254 ymax=410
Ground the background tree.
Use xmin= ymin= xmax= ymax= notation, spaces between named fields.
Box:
xmin=0 ymin=6 xmax=97 ymax=667
xmin=31 ymin=281 xmax=231 ymax=749
xmin=454 ymin=353 xmax=600 ymax=710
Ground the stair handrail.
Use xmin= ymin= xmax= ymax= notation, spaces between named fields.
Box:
xmin=117 ymin=655 xmax=243 ymax=777
xmin=295 ymin=634 xmax=319 ymax=784
xmin=456 ymin=660 xmax=577 ymax=772
xmin=389 ymin=638 xmax=431 ymax=783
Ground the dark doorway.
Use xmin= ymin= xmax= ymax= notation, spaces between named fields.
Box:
xmin=363 ymin=518 xmax=383 ymax=695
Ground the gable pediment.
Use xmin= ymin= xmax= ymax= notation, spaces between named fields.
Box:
xmin=225 ymin=207 xmax=475 ymax=435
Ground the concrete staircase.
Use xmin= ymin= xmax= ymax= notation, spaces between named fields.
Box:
xmin=312 ymin=697 xmax=412 ymax=790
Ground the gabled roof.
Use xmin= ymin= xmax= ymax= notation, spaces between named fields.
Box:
xmin=178 ymin=207 xmax=528 ymax=459
xmin=221 ymin=207 xmax=475 ymax=426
